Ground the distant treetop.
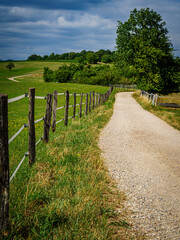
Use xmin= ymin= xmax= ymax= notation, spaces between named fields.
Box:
xmin=27 ymin=50 xmax=115 ymax=63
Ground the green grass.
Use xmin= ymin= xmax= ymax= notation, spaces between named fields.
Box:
xmin=6 ymin=94 xmax=144 ymax=240
xmin=133 ymin=90 xmax=180 ymax=131
xmin=1 ymin=62 xmax=144 ymax=239
xmin=0 ymin=61 xmax=110 ymax=190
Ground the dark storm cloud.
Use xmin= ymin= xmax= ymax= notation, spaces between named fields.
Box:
xmin=0 ymin=0 xmax=109 ymax=10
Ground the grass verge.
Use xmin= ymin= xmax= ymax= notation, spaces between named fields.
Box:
xmin=133 ymin=90 xmax=180 ymax=131
xmin=4 ymin=91 xmax=145 ymax=240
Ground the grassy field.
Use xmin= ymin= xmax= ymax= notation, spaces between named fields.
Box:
xmin=1 ymin=62 xmax=144 ymax=239
xmin=133 ymin=90 xmax=180 ymax=130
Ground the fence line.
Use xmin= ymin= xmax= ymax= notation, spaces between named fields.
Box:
xmin=110 ymin=84 xmax=137 ymax=90
xmin=140 ymin=90 xmax=180 ymax=108
xmin=0 ymin=86 xmax=113 ymax=234
xmin=8 ymin=92 xmax=65 ymax=104
xmin=141 ymin=90 xmax=158 ymax=106
xmin=158 ymin=96 xmax=179 ymax=99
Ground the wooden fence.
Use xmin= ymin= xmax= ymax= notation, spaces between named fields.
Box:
xmin=110 ymin=84 xmax=137 ymax=90
xmin=0 ymin=86 xmax=113 ymax=234
xmin=141 ymin=90 xmax=180 ymax=108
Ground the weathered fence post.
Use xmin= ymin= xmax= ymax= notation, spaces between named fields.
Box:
xmin=89 ymin=92 xmax=91 ymax=113
xmin=155 ymin=94 xmax=158 ymax=107
xmin=92 ymin=91 xmax=95 ymax=110
xmin=64 ymin=91 xmax=69 ymax=126
xmin=79 ymin=93 xmax=83 ymax=118
xmin=152 ymin=94 xmax=155 ymax=106
xmin=28 ymin=88 xmax=36 ymax=165
xmin=95 ymin=93 xmax=97 ymax=108
xmin=0 ymin=94 xmax=9 ymax=235
xmin=43 ymin=93 xmax=52 ymax=143
xmin=149 ymin=93 xmax=151 ymax=101
xmin=150 ymin=93 xmax=153 ymax=102
xmin=73 ymin=92 xmax=76 ymax=119
xmin=98 ymin=93 xmax=100 ymax=106
xmin=100 ymin=94 xmax=101 ymax=104
xmin=52 ymin=90 xmax=57 ymax=132
xmin=85 ymin=93 xmax=88 ymax=115
xmin=111 ymin=86 xmax=113 ymax=92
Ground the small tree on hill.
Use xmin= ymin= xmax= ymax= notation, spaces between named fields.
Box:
xmin=6 ymin=62 xmax=15 ymax=71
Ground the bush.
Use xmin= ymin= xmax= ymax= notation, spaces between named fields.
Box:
xmin=43 ymin=63 xmax=136 ymax=86
xmin=101 ymin=54 xmax=112 ymax=63
xmin=43 ymin=67 xmax=53 ymax=82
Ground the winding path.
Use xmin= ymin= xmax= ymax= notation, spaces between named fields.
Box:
xmin=8 ymin=73 xmax=42 ymax=82
xmin=99 ymin=92 xmax=180 ymax=239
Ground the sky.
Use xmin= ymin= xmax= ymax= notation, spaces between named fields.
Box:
xmin=0 ymin=0 xmax=180 ymax=60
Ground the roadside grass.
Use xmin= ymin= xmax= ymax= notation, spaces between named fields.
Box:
xmin=1 ymin=62 xmax=145 ymax=239
xmin=4 ymin=91 xmax=145 ymax=240
xmin=133 ymin=90 xmax=180 ymax=131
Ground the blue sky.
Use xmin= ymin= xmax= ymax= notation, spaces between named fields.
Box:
xmin=0 ymin=0 xmax=180 ymax=60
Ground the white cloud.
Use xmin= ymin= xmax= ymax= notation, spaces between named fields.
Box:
xmin=57 ymin=13 xmax=115 ymax=29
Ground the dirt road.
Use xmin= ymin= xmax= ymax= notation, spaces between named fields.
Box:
xmin=99 ymin=92 xmax=180 ymax=239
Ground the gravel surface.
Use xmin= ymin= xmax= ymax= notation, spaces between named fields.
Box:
xmin=99 ymin=92 xmax=180 ymax=239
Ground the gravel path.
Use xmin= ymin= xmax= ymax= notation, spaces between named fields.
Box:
xmin=99 ymin=92 xmax=180 ymax=239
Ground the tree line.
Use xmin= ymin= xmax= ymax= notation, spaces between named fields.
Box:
xmin=27 ymin=50 xmax=115 ymax=64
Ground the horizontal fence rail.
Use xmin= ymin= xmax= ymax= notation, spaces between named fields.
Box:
xmin=0 ymin=85 xmax=113 ymax=234
xmin=8 ymin=92 xmax=65 ymax=104
xmin=8 ymin=94 xmax=27 ymax=103
xmin=8 ymin=124 xmax=27 ymax=144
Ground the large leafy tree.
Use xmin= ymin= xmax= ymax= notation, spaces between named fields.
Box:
xmin=116 ymin=8 xmax=179 ymax=93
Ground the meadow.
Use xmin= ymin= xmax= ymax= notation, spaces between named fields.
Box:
xmin=0 ymin=61 xmax=144 ymax=239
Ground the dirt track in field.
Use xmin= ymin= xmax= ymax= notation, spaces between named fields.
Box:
xmin=99 ymin=92 xmax=180 ymax=239
xmin=8 ymin=73 xmax=42 ymax=82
